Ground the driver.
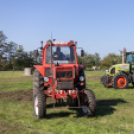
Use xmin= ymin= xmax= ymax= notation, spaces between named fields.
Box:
xmin=53 ymin=47 xmax=65 ymax=60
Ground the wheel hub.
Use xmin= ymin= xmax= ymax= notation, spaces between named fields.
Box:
xmin=82 ymin=95 xmax=89 ymax=114
xmin=82 ymin=106 xmax=88 ymax=113
xmin=34 ymin=96 xmax=38 ymax=115
xmin=119 ymin=80 xmax=123 ymax=84
xmin=116 ymin=76 xmax=126 ymax=88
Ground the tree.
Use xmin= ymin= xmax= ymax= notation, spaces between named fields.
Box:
xmin=0 ymin=31 xmax=7 ymax=66
xmin=0 ymin=31 xmax=7 ymax=45
xmin=0 ymin=31 xmax=18 ymax=70
xmin=94 ymin=53 xmax=101 ymax=66
xmin=100 ymin=53 xmax=122 ymax=69
xmin=77 ymin=55 xmax=82 ymax=64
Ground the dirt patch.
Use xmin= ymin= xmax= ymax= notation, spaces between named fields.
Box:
xmin=0 ymin=89 xmax=33 ymax=102
xmin=0 ymin=77 xmax=33 ymax=82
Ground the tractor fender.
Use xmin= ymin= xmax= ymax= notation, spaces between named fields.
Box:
xmin=33 ymin=65 xmax=45 ymax=77
xmin=117 ymin=71 xmax=129 ymax=77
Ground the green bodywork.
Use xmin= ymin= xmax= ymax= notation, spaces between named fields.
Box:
xmin=106 ymin=64 xmax=130 ymax=76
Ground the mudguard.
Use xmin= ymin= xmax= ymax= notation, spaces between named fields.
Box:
xmin=33 ymin=65 xmax=45 ymax=77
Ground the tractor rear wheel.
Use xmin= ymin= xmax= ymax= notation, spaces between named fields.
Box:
xmin=33 ymin=69 xmax=44 ymax=90
xmin=112 ymin=73 xmax=128 ymax=89
xmin=33 ymin=90 xmax=46 ymax=118
xmin=81 ymin=89 xmax=96 ymax=117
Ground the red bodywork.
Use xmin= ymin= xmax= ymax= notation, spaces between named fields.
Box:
xmin=33 ymin=40 xmax=84 ymax=102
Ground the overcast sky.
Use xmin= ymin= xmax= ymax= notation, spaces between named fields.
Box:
xmin=1 ymin=0 xmax=134 ymax=59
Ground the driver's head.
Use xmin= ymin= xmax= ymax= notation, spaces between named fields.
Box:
xmin=56 ymin=47 xmax=61 ymax=53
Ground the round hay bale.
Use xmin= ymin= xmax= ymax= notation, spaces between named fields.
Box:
xmin=24 ymin=68 xmax=33 ymax=75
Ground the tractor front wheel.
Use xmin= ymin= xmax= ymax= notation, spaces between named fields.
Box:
xmin=112 ymin=73 xmax=128 ymax=89
xmin=33 ymin=90 xmax=46 ymax=119
xmin=81 ymin=89 xmax=96 ymax=117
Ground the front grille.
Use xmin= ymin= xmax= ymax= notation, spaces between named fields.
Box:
xmin=56 ymin=71 xmax=72 ymax=78
xmin=57 ymin=81 xmax=74 ymax=90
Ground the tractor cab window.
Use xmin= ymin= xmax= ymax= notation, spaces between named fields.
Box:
xmin=46 ymin=46 xmax=76 ymax=64
xmin=126 ymin=53 xmax=134 ymax=64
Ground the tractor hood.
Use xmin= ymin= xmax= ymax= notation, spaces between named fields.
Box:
xmin=106 ymin=64 xmax=130 ymax=76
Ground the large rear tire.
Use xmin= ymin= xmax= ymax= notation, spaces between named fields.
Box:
xmin=33 ymin=90 xmax=46 ymax=119
xmin=112 ymin=73 xmax=128 ymax=89
xmin=81 ymin=89 xmax=96 ymax=117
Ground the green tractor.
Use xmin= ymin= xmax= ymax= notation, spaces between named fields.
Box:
xmin=101 ymin=49 xmax=134 ymax=89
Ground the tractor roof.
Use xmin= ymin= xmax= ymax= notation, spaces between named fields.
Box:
xmin=126 ymin=51 xmax=134 ymax=54
xmin=46 ymin=40 xmax=77 ymax=46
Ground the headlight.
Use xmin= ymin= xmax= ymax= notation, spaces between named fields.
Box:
xmin=44 ymin=77 xmax=49 ymax=82
xmin=79 ymin=76 xmax=85 ymax=81
xmin=105 ymin=70 xmax=108 ymax=72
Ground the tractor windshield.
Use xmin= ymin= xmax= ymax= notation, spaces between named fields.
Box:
xmin=126 ymin=53 xmax=134 ymax=64
xmin=46 ymin=46 xmax=76 ymax=64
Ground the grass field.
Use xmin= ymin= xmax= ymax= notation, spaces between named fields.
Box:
xmin=0 ymin=71 xmax=134 ymax=134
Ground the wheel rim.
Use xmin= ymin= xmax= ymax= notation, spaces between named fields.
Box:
xmin=82 ymin=95 xmax=89 ymax=114
xmin=116 ymin=76 xmax=127 ymax=88
xmin=34 ymin=96 xmax=38 ymax=116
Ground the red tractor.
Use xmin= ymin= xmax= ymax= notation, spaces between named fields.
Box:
xmin=33 ymin=40 xmax=96 ymax=118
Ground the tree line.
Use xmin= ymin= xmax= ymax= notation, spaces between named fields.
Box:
xmin=78 ymin=52 xmax=122 ymax=70
xmin=0 ymin=31 xmax=122 ymax=70
xmin=0 ymin=31 xmax=42 ymax=70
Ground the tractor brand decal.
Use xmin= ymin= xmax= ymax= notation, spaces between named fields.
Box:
xmin=120 ymin=65 xmax=129 ymax=69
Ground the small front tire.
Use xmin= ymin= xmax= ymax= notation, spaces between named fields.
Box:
xmin=33 ymin=90 xmax=46 ymax=119
xmin=81 ymin=89 xmax=96 ymax=117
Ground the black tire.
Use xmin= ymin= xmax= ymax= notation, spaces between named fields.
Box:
xmin=104 ymin=83 xmax=110 ymax=88
xmin=33 ymin=90 xmax=46 ymax=118
xmin=81 ymin=89 xmax=96 ymax=117
xmin=33 ymin=69 xmax=44 ymax=90
xmin=112 ymin=73 xmax=128 ymax=89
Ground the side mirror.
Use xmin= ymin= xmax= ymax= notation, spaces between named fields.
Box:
xmin=33 ymin=50 xmax=38 ymax=57
xmin=81 ymin=49 xmax=84 ymax=57
xmin=39 ymin=46 xmax=43 ymax=50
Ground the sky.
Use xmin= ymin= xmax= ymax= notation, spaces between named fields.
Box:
xmin=0 ymin=0 xmax=134 ymax=59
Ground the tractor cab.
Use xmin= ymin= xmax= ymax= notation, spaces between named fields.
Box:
xmin=126 ymin=52 xmax=134 ymax=64
xmin=46 ymin=43 xmax=76 ymax=64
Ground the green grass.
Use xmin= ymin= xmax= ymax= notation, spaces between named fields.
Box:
xmin=85 ymin=70 xmax=105 ymax=77
xmin=0 ymin=71 xmax=33 ymax=92
xmin=0 ymin=71 xmax=134 ymax=134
